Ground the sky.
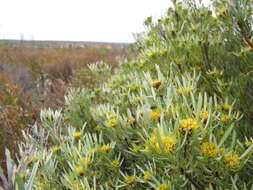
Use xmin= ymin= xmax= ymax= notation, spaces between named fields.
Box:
xmin=0 ymin=0 xmax=171 ymax=43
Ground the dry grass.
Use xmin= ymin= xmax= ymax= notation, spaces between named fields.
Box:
xmin=0 ymin=43 xmax=129 ymax=165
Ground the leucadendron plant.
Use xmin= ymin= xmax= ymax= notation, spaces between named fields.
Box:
xmin=1 ymin=0 xmax=253 ymax=189
xmin=5 ymin=63 xmax=252 ymax=190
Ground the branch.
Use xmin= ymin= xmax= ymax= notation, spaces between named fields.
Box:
xmin=180 ymin=168 xmax=205 ymax=190
xmin=237 ymin=22 xmax=253 ymax=50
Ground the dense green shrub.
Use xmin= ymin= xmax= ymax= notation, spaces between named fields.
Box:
xmin=1 ymin=0 xmax=253 ymax=189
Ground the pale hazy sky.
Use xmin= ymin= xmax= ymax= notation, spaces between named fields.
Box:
xmin=0 ymin=0 xmax=171 ymax=43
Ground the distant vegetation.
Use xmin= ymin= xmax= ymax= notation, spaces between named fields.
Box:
xmin=0 ymin=42 xmax=129 ymax=166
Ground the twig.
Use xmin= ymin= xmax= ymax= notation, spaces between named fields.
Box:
xmin=237 ymin=22 xmax=253 ymax=50
xmin=180 ymin=168 xmax=205 ymax=190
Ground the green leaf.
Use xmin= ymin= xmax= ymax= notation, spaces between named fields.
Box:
xmin=218 ymin=124 xmax=234 ymax=147
xmin=25 ymin=161 xmax=39 ymax=190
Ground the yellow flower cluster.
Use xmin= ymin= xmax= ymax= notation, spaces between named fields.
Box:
xmin=94 ymin=125 xmax=101 ymax=131
xmin=220 ymin=114 xmax=231 ymax=122
xmin=149 ymin=109 xmax=160 ymax=120
xmin=147 ymin=49 xmax=168 ymax=58
xmin=206 ymin=71 xmax=219 ymax=76
xmin=143 ymin=171 xmax=152 ymax=181
xmin=201 ymin=142 xmax=219 ymax=157
xmin=219 ymin=104 xmax=232 ymax=111
xmin=179 ymin=118 xmax=200 ymax=132
xmin=124 ymin=176 xmax=135 ymax=184
xmin=111 ymin=160 xmax=120 ymax=167
xmin=135 ymin=96 xmax=143 ymax=103
xmin=132 ymin=145 xmax=141 ymax=153
xmin=107 ymin=119 xmax=118 ymax=127
xmin=52 ymin=146 xmax=61 ymax=153
xmin=101 ymin=144 xmax=111 ymax=153
xmin=177 ymin=86 xmax=193 ymax=96
xmin=162 ymin=136 xmax=177 ymax=153
xmin=127 ymin=117 xmax=136 ymax=125
xmin=149 ymin=135 xmax=177 ymax=153
xmin=175 ymin=57 xmax=182 ymax=63
xmin=76 ymin=166 xmax=84 ymax=176
xmin=74 ymin=132 xmax=82 ymax=140
xmin=152 ymin=79 xmax=162 ymax=88
xmin=245 ymin=141 xmax=253 ymax=147
xmin=200 ymin=111 xmax=208 ymax=120
xmin=245 ymin=141 xmax=253 ymax=153
xmin=177 ymin=88 xmax=183 ymax=95
xmin=224 ymin=153 xmax=240 ymax=168
xmin=73 ymin=180 xmax=84 ymax=190
xmin=156 ymin=184 xmax=169 ymax=190
xmin=80 ymin=157 xmax=92 ymax=165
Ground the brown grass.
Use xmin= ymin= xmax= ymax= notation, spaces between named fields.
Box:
xmin=0 ymin=43 xmax=129 ymax=165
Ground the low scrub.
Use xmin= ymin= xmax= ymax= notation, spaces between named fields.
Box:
xmin=1 ymin=0 xmax=253 ymax=189
xmin=0 ymin=44 xmax=127 ymax=165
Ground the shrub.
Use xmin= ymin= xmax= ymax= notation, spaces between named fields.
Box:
xmin=1 ymin=0 xmax=253 ymax=189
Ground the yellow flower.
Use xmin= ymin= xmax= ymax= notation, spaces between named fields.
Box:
xmin=74 ymin=132 xmax=82 ymax=140
xmin=190 ymin=66 xmax=201 ymax=71
xmin=107 ymin=119 xmax=118 ymax=127
xmin=144 ymin=145 xmax=150 ymax=152
xmin=101 ymin=144 xmax=111 ymax=153
xmin=132 ymin=146 xmax=141 ymax=153
xmin=175 ymin=57 xmax=182 ymax=63
xmin=52 ymin=146 xmax=61 ymax=153
xmin=207 ymin=71 xmax=219 ymax=76
xmin=127 ymin=117 xmax=136 ymax=125
xmin=245 ymin=141 xmax=253 ymax=153
xmin=177 ymin=88 xmax=183 ymax=95
xmin=94 ymin=125 xmax=101 ymax=131
xmin=111 ymin=160 xmax=120 ymax=167
xmin=200 ymin=111 xmax=208 ymax=120
xmin=73 ymin=181 xmax=84 ymax=190
xmin=156 ymin=184 xmax=169 ymax=190
xmin=220 ymin=104 xmax=232 ymax=111
xmin=149 ymin=109 xmax=160 ymax=120
xmin=152 ymin=79 xmax=162 ymax=88
xmin=179 ymin=118 xmax=200 ymax=133
xmin=149 ymin=135 xmax=176 ymax=153
xmin=38 ymin=182 xmax=47 ymax=188
xmin=219 ymin=7 xmax=228 ymax=15
xmin=108 ymin=113 xmax=116 ymax=119
xmin=80 ymin=157 xmax=92 ymax=165
xmin=147 ymin=52 xmax=155 ymax=58
xmin=224 ymin=153 xmax=240 ymax=168
xmin=201 ymin=142 xmax=219 ymax=157
xmin=135 ymin=96 xmax=143 ymax=103
xmin=19 ymin=173 xmax=27 ymax=179
xmin=185 ymin=86 xmax=193 ymax=95
xmin=245 ymin=141 xmax=253 ymax=147
xmin=221 ymin=83 xmax=229 ymax=88
xmin=143 ymin=171 xmax=152 ymax=181
xmin=177 ymin=87 xmax=193 ymax=96
xmin=124 ymin=176 xmax=135 ymax=184
xmin=220 ymin=114 xmax=231 ymax=122
xmin=162 ymin=136 xmax=177 ymax=153
xmin=76 ymin=166 xmax=84 ymax=176
xmin=159 ymin=50 xmax=167 ymax=56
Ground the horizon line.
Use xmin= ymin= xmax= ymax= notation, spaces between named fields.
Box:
xmin=0 ymin=38 xmax=134 ymax=45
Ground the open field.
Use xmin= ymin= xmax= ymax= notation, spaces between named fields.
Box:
xmin=0 ymin=41 xmax=130 ymax=166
